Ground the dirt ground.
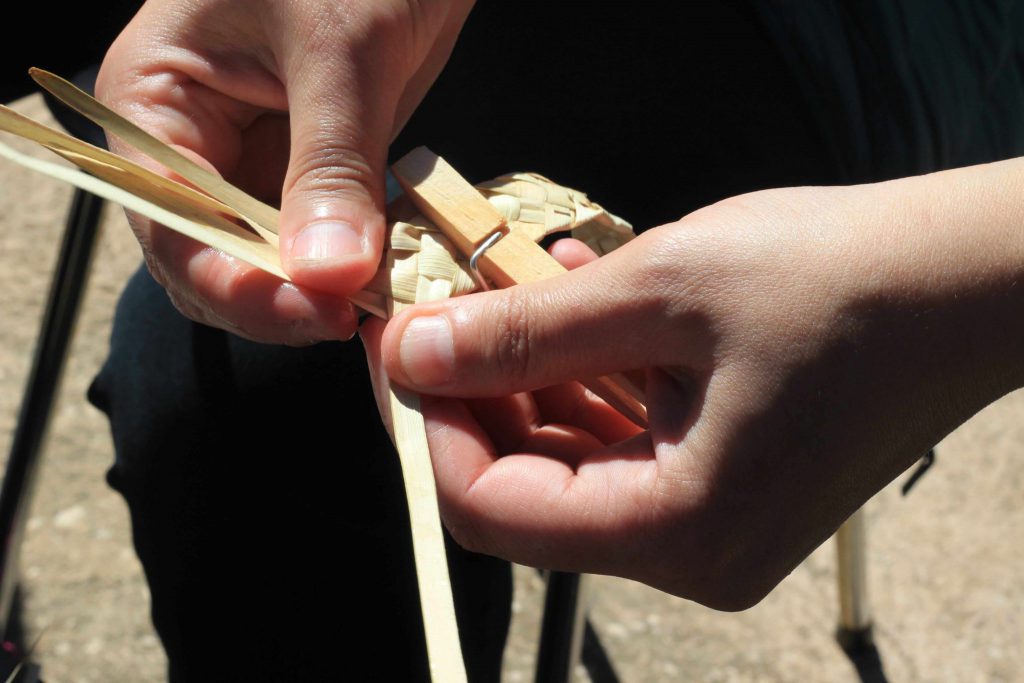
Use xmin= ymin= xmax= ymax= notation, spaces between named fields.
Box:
xmin=0 ymin=94 xmax=1021 ymax=682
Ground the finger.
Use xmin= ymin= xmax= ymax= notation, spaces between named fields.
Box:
xmin=274 ymin=4 xmax=419 ymax=296
xmin=96 ymin=110 xmax=354 ymax=343
xmin=380 ymin=232 xmax=700 ymax=395
xmin=532 ymin=382 xmax=644 ymax=445
xmin=528 ymin=239 xmax=641 ymax=443
xmin=465 ymin=394 xmax=539 ymax=453
xmin=97 ymin=24 xmax=359 ymax=344
xmin=391 ymin=0 xmax=475 ymax=135
xmin=548 ymin=237 xmax=599 ymax=270
xmin=423 ymin=393 xmax=658 ymax=572
xmin=360 ymin=316 xmax=395 ymax=440
xmin=516 ymin=424 xmax=606 ymax=464
xmin=465 ymin=394 xmax=605 ymax=463
xmin=148 ymin=225 xmax=357 ymax=344
xmin=97 ymin=10 xmax=282 ymax=184
xmin=364 ymin=318 xmax=603 ymax=466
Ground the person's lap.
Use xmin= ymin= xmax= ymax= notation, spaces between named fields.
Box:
xmin=89 ymin=267 xmax=511 ymax=681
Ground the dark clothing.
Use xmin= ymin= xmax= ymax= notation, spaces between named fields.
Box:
xmin=755 ymin=1 xmax=1024 ymax=181
xmin=85 ymin=2 xmax=1024 ymax=681
xmin=0 ymin=2 xmax=139 ymax=105
xmin=90 ymin=269 xmax=510 ymax=682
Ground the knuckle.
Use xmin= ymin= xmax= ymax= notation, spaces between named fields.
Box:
xmin=163 ymin=288 xmax=207 ymax=326
xmin=139 ymin=249 xmax=169 ymax=290
xmin=191 ymin=248 xmax=248 ymax=303
xmin=651 ymin=527 xmax=776 ymax=612
xmin=294 ymin=4 xmax=356 ymax=58
xmin=678 ymin=546 xmax=775 ymax=612
xmin=373 ymin=1 xmax=446 ymax=59
xmin=288 ymin=1 xmax=419 ymax=72
xmin=490 ymin=289 xmax=535 ymax=387
xmin=95 ymin=38 xmax=130 ymax=105
xmin=439 ymin=508 xmax=490 ymax=556
xmin=332 ymin=0 xmax=439 ymax=49
xmin=279 ymin=316 xmax=327 ymax=347
xmin=286 ymin=142 xmax=377 ymax=199
xmin=96 ymin=54 xmax=162 ymax=119
xmin=692 ymin=575 xmax=772 ymax=612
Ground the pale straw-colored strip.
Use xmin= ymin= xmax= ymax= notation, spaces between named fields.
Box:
xmin=384 ymin=227 xmax=469 ymax=679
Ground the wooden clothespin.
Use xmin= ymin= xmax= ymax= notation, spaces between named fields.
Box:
xmin=391 ymin=147 xmax=648 ymax=426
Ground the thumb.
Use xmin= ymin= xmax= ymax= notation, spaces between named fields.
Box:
xmin=380 ymin=242 xmax=686 ymax=396
xmin=278 ymin=24 xmax=403 ymax=297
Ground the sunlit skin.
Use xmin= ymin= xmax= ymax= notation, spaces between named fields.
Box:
xmin=365 ymin=167 xmax=1024 ymax=609
xmin=101 ymin=0 xmax=1024 ymax=610
xmin=97 ymin=0 xmax=474 ymax=344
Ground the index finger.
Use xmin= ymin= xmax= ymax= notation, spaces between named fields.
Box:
xmin=96 ymin=20 xmax=357 ymax=343
xmin=422 ymin=393 xmax=659 ymax=576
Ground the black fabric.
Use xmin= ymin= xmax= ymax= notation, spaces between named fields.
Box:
xmin=85 ymin=2 xmax=1024 ymax=681
xmin=91 ymin=268 xmax=511 ymax=682
xmin=0 ymin=2 xmax=140 ymax=104
xmin=754 ymin=0 xmax=1024 ymax=182
xmin=392 ymin=2 xmax=840 ymax=230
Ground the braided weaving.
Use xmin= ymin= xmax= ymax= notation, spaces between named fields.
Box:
xmin=355 ymin=172 xmax=633 ymax=318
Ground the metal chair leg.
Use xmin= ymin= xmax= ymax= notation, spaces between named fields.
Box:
xmin=534 ymin=571 xmax=588 ymax=683
xmin=835 ymin=507 xmax=873 ymax=651
xmin=0 ymin=188 xmax=103 ymax=677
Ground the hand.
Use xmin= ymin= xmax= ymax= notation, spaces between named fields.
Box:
xmin=97 ymin=0 xmax=473 ymax=344
xmin=365 ymin=165 xmax=1024 ymax=609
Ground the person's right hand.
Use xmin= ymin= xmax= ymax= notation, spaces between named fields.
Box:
xmin=97 ymin=0 xmax=474 ymax=344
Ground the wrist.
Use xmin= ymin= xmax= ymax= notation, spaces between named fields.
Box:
xmin=847 ymin=160 xmax=1024 ymax=407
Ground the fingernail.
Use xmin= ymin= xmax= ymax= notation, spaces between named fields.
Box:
xmin=399 ymin=315 xmax=454 ymax=387
xmin=291 ymin=221 xmax=363 ymax=263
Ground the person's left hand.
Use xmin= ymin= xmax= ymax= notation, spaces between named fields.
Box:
xmin=360 ymin=174 xmax=1024 ymax=609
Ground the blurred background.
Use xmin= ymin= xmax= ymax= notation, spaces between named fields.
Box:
xmin=0 ymin=90 xmax=1022 ymax=683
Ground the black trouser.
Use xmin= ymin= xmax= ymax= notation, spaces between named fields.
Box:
xmin=90 ymin=268 xmax=511 ymax=681
xmin=86 ymin=3 xmax=1024 ymax=681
